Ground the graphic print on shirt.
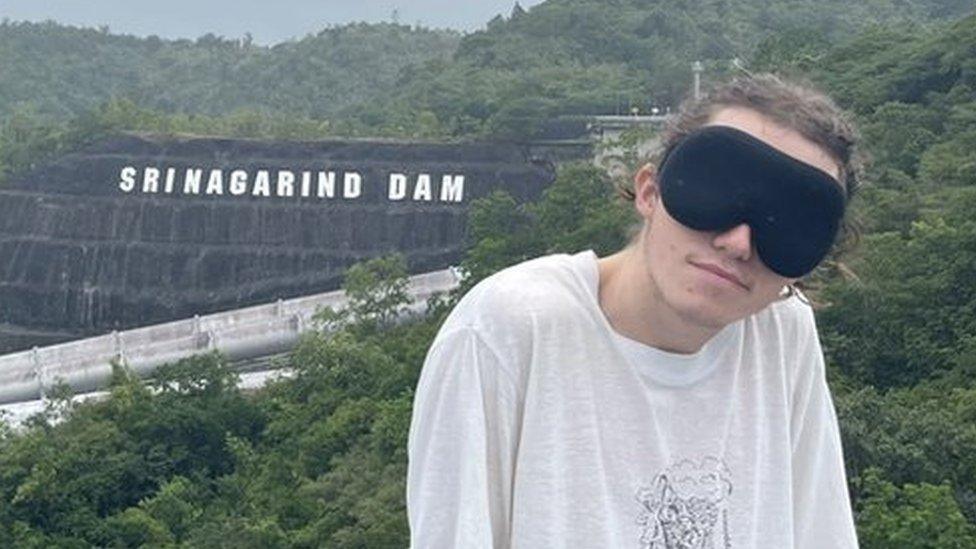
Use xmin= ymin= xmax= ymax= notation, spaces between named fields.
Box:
xmin=634 ymin=455 xmax=733 ymax=549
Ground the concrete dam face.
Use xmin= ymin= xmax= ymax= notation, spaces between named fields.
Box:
xmin=0 ymin=133 xmax=556 ymax=352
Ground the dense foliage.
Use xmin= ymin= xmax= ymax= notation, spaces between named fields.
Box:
xmin=349 ymin=0 xmax=973 ymax=137
xmin=2 ymin=2 xmax=976 ymax=547
xmin=0 ymin=20 xmax=459 ymax=121
xmin=2 ymin=0 xmax=973 ymax=140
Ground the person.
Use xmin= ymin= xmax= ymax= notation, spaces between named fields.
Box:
xmin=406 ymin=73 xmax=862 ymax=548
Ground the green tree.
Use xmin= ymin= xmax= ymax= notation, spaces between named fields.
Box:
xmin=314 ymin=253 xmax=411 ymax=335
xmin=861 ymin=101 xmax=941 ymax=177
xmin=856 ymin=467 xmax=976 ymax=548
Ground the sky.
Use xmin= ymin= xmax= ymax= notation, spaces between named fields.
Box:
xmin=0 ymin=0 xmax=547 ymax=45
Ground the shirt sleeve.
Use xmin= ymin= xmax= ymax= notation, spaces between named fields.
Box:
xmin=790 ymin=314 xmax=860 ymax=549
xmin=407 ymin=325 xmax=522 ymax=549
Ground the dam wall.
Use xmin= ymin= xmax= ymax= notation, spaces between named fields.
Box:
xmin=0 ymin=133 xmax=555 ymax=351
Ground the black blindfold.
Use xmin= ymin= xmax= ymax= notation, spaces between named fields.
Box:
xmin=657 ymin=125 xmax=846 ymax=278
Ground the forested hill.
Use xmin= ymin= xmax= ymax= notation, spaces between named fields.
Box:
xmin=301 ymin=0 xmax=976 ymax=136
xmin=0 ymin=21 xmax=460 ymax=120
xmin=401 ymin=0 xmax=975 ymax=108
xmin=2 ymin=0 xmax=973 ymax=136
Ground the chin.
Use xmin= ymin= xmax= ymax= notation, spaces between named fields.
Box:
xmin=672 ymin=297 xmax=740 ymax=330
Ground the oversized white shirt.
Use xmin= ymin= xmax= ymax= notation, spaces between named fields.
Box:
xmin=407 ymin=249 xmax=858 ymax=548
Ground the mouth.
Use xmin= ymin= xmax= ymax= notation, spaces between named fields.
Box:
xmin=690 ymin=261 xmax=749 ymax=291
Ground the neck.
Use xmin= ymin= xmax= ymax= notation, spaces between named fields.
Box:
xmin=597 ymin=245 xmax=721 ymax=355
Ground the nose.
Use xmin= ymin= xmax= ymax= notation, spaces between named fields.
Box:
xmin=712 ymin=222 xmax=753 ymax=261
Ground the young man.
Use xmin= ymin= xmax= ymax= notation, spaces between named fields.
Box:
xmin=407 ymin=74 xmax=861 ymax=548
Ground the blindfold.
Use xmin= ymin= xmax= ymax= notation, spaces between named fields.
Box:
xmin=657 ymin=125 xmax=846 ymax=278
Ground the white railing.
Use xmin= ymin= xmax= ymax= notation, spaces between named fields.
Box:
xmin=0 ymin=267 xmax=461 ymax=405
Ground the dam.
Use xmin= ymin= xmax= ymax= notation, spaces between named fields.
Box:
xmin=0 ymin=132 xmax=559 ymax=352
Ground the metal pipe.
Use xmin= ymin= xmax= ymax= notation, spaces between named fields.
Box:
xmin=0 ymin=267 xmax=460 ymax=405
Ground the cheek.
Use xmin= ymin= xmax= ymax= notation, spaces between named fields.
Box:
xmin=649 ymin=216 xmax=690 ymax=256
xmin=647 ymin=230 xmax=686 ymax=278
xmin=642 ymin=232 xmax=682 ymax=294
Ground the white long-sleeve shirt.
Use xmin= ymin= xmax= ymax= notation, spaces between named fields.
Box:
xmin=407 ymin=249 xmax=858 ymax=548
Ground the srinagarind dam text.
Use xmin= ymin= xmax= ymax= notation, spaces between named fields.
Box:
xmin=117 ymin=165 xmax=467 ymax=202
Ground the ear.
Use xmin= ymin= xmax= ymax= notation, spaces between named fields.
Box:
xmin=633 ymin=163 xmax=661 ymax=221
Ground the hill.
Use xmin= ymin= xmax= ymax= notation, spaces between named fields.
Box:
xmin=0 ymin=20 xmax=460 ymax=120
xmin=2 ymin=0 xmax=973 ymax=138
xmin=341 ymin=0 xmax=975 ymax=137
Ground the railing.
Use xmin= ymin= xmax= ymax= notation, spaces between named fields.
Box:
xmin=0 ymin=267 xmax=461 ymax=405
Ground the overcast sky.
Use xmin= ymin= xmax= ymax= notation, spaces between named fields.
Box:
xmin=0 ymin=0 xmax=546 ymax=45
